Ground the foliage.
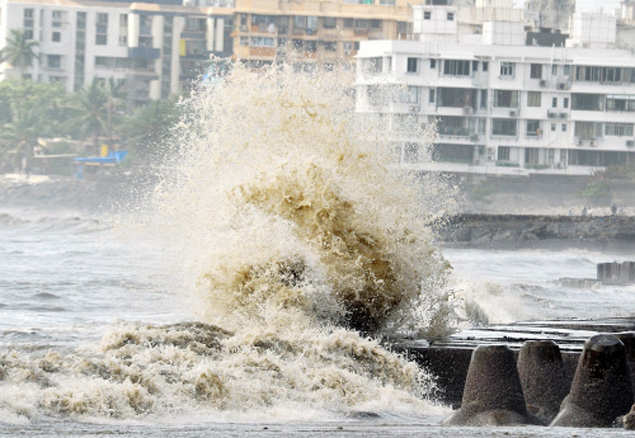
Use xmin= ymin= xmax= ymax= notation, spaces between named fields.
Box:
xmin=581 ymin=175 xmax=611 ymax=204
xmin=0 ymin=29 xmax=39 ymax=76
xmin=0 ymin=76 xmax=183 ymax=169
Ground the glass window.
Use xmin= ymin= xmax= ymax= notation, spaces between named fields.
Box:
xmin=424 ymin=11 xmax=431 ymax=19
xmin=447 ymin=12 xmax=454 ymax=21
xmin=530 ymin=63 xmax=542 ymax=79
xmin=500 ymin=62 xmax=514 ymax=77
xmin=526 ymin=120 xmax=541 ymax=136
xmin=497 ymin=146 xmax=510 ymax=161
xmin=527 ymin=91 xmax=541 ymax=107
xmin=407 ymin=57 xmax=418 ymax=73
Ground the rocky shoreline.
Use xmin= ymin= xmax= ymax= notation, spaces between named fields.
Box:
xmin=437 ymin=214 xmax=635 ymax=246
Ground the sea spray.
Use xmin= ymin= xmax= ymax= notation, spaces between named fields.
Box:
xmin=0 ymin=65 xmax=458 ymax=422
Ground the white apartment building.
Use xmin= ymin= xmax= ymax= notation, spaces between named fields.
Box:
xmin=355 ymin=19 xmax=635 ymax=176
xmin=0 ymin=0 xmax=233 ymax=102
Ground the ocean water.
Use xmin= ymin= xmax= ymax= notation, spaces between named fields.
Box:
xmin=1 ymin=66 xmax=633 ymax=436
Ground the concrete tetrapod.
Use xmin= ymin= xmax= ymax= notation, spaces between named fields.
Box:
xmin=551 ymin=334 xmax=634 ymax=428
xmin=624 ymin=404 xmax=635 ymax=430
xmin=616 ymin=332 xmax=635 ymax=392
xmin=517 ymin=340 xmax=569 ymax=425
xmin=443 ymin=345 xmax=535 ymax=426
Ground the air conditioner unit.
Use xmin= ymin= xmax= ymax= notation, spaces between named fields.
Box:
xmin=590 ymin=138 xmax=596 ymax=146
xmin=547 ymin=112 xmax=557 ymax=118
xmin=557 ymin=83 xmax=566 ymax=90
xmin=627 ymin=139 xmax=634 ymax=147
xmin=509 ymin=110 xmax=517 ymax=117
xmin=539 ymin=80 xmax=547 ymax=87
xmin=409 ymin=105 xmax=420 ymax=113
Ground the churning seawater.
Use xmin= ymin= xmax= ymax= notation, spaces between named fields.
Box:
xmin=1 ymin=66 xmax=633 ymax=437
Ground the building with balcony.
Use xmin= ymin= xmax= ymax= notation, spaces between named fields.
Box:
xmin=0 ymin=0 xmax=234 ymax=102
xmin=355 ymin=33 xmax=635 ymax=176
xmin=230 ymin=0 xmax=418 ymax=70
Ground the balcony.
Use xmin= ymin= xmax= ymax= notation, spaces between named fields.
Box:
xmin=128 ymin=47 xmax=160 ymax=60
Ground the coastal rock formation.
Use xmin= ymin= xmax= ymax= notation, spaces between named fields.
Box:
xmin=443 ymin=345 xmax=535 ymax=426
xmin=551 ymin=334 xmax=634 ymax=428
xmin=517 ymin=340 xmax=569 ymax=425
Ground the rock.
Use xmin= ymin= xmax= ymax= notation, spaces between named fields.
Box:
xmin=624 ymin=404 xmax=635 ymax=430
xmin=517 ymin=340 xmax=569 ymax=425
xmin=551 ymin=334 xmax=634 ymax=428
xmin=443 ymin=345 xmax=534 ymax=426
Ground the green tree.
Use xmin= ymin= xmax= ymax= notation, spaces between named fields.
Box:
xmin=120 ymin=98 xmax=181 ymax=158
xmin=0 ymin=29 xmax=39 ymax=78
xmin=0 ymin=80 xmax=70 ymax=171
xmin=67 ymin=78 xmax=125 ymax=154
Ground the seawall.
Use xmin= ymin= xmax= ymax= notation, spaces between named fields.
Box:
xmin=437 ymin=214 xmax=635 ymax=246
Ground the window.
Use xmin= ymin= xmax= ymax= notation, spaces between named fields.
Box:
xmin=424 ymin=11 xmax=431 ymax=19
xmin=605 ymin=123 xmax=634 ymax=136
xmin=52 ymin=10 xmax=64 ymax=27
xmin=480 ymin=89 xmax=487 ymax=108
xmin=47 ymin=54 xmax=61 ymax=69
xmin=407 ymin=57 xmax=418 ymax=73
xmin=370 ymin=19 xmax=381 ymax=29
xmin=552 ymin=64 xmax=558 ymax=75
xmin=563 ymin=97 xmax=569 ymax=108
xmin=530 ymin=63 xmax=542 ymax=79
xmin=525 ymin=148 xmax=539 ymax=165
xmin=323 ymin=17 xmax=336 ymax=29
xmin=526 ymin=120 xmax=541 ymax=136
xmin=562 ymin=123 xmax=567 ymax=132
xmin=500 ymin=62 xmax=514 ymax=77
xmin=497 ymin=146 xmax=511 ymax=161
xmin=322 ymin=41 xmax=336 ymax=52
xmin=23 ymin=8 xmax=34 ymax=38
xmin=563 ymin=65 xmax=571 ymax=75
xmin=119 ymin=14 xmax=128 ymax=46
xmin=551 ymin=123 xmax=556 ymax=132
xmin=52 ymin=31 xmax=61 ymax=42
xmin=492 ymin=118 xmax=517 ymax=136
xmin=573 ymin=93 xmax=604 ymax=111
xmin=447 ymin=12 xmax=454 ymax=21
xmin=493 ymin=90 xmax=519 ymax=107
xmin=472 ymin=60 xmax=478 ymax=72
xmin=443 ymin=59 xmax=470 ymax=76
xmin=606 ymin=96 xmax=635 ymax=112
xmin=344 ymin=18 xmax=353 ymax=28
xmin=430 ymin=59 xmax=436 ymax=69
xmin=96 ymin=12 xmax=108 ymax=45
xmin=527 ymin=91 xmax=541 ymax=107
xmin=363 ymin=57 xmax=382 ymax=74
xmin=401 ymin=86 xmax=420 ymax=104
xmin=482 ymin=61 xmax=488 ymax=72
xmin=552 ymin=97 xmax=557 ymax=108
xmin=429 ymin=89 xmax=435 ymax=103
xmin=240 ymin=36 xmax=248 ymax=46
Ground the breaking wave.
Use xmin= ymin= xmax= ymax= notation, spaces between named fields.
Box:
xmin=0 ymin=65 xmax=458 ymax=423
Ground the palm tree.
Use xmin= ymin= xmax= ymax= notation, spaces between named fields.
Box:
xmin=68 ymin=78 xmax=125 ymax=154
xmin=0 ymin=29 xmax=38 ymax=79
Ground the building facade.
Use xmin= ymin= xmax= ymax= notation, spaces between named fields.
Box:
xmin=355 ymin=37 xmax=635 ymax=176
xmin=0 ymin=0 xmax=234 ymax=101
xmin=0 ymin=0 xmax=428 ymax=97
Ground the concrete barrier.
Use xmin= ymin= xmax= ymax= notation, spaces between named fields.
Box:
xmin=517 ymin=340 xmax=568 ymax=425
xmin=551 ymin=334 xmax=634 ymax=428
xmin=597 ymin=262 xmax=635 ymax=285
xmin=443 ymin=345 xmax=535 ymax=426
